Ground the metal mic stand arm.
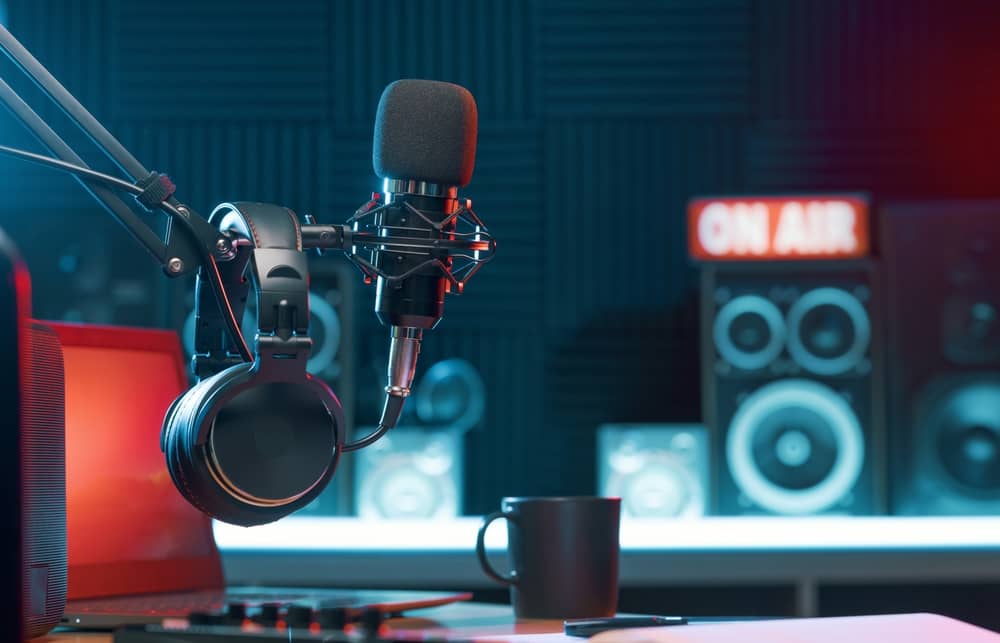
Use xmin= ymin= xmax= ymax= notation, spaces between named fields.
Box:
xmin=0 ymin=25 xmax=146 ymax=181
xmin=0 ymin=146 xmax=253 ymax=365
xmin=0 ymin=24 xmax=252 ymax=360
xmin=0 ymin=78 xmax=226 ymax=279
xmin=0 ymin=143 xmax=254 ymax=364
xmin=0 ymin=78 xmax=169 ymax=264
xmin=0 ymin=23 xmax=220 ymax=279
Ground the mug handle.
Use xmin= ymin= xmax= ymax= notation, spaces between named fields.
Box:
xmin=476 ymin=510 xmax=518 ymax=585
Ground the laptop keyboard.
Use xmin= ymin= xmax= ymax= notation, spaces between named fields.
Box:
xmin=64 ymin=588 xmax=471 ymax=627
xmin=67 ymin=590 xmax=322 ymax=616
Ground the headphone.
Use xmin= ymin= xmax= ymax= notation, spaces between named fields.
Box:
xmin=160 ymin=202 xmax=345 ymax=527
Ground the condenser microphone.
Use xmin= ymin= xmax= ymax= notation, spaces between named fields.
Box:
xmin=362 ymin=79 xmax=478 ymax=444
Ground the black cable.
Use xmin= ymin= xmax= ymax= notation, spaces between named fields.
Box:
xmin=341 ymin=395 xmax=405 ymax=452
xmin=0 ymin=144 xmax=143 ymax=193
xmin=0 ymin=143 xmax=253 ymax=362
xmin=0 ymin=24 xmax=150 ymax=181
xmin=0 ymin=79 xmax=170 ymax=263
xmin=0 ymin=22 xmax=254 ymax=365
xmin=341 ymin=425 xmax=391 ymax=452
xmin=0 ymin=26 xmax=210 ymax=270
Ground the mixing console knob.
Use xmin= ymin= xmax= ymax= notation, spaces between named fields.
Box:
xmin=188 ymin=611 xmax=226 ymax=625
xmin=257 ymin=602 xmax=281 ymax=625
xmin=318 ymin=606 xmax=349 ymax=630
xmin=285 ymin=604 xmax=314 ymax=628
xmin=226 ymin=602 xmax=248 ymax=622
xmin=359 ymin=606 xmax=384 ymax=633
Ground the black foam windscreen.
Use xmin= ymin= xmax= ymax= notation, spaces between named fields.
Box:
xmin=372 ymin=79 xmax=478 ymax=187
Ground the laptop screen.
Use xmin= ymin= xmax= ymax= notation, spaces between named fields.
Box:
xmin=48 ymin=322 xmax=223 ymax=599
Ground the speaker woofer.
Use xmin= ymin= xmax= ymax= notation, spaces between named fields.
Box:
xmin=183 ymin=291 xmax=340 ymax=377
xmin=920 ymin=379 xmax=1000 ymax=492
xmin=413 ymin=358 xmax=485 ymax=431
xmin=305 ymin=292 xmax=342 ymax=378
xmin=726 ymin=379 xmax=865 ymax=514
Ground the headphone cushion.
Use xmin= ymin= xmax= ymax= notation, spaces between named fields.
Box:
xmin=163 ymin=365 xmax=343 ymax=526
xmin=163 ymin=363 xmax=253 ymax=521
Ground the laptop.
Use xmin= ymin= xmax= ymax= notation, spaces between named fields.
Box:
xmin=48 ymin=322 xmax=471 ymax=629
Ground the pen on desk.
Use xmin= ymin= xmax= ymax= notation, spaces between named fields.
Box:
xmin=564 ymin=615 xmax=688 ymax=637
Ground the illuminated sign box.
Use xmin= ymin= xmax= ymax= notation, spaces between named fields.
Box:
xmin=688 ymin=195 xmax=870 ymax=261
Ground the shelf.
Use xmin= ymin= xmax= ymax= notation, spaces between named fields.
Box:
xmin=215 ymin=515 xmax=1000 ymax=552
xmin=217 ymin=516 xmax=1000 ymax=589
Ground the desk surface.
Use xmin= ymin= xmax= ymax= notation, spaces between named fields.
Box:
xmin=36 ymin=605 xmax=1000 ymax=643
xmin=36 ymin=602 xmax=551 ymax=643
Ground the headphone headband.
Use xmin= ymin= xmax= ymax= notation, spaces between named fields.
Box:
xmin=191 ymin=202 xmax=310 ymax=380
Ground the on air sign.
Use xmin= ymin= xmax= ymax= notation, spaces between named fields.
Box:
xmin=688 ymin=196 xmax=870 ymax=261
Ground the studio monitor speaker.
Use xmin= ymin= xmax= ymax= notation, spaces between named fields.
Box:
xmin=353 ymin=359 xmax=483 ymax=518
xmin=700 ymin=262 xmax=885 ymax=515
xmin=597 ymin=424 xmax=708 ymax=518
xmin=354 ymin=428 xmax=463 ymax=519
xmin=882 ymin=201 xmax=1000 ymax=515
xmin=0 ymin=229 xmax=67 ymax=638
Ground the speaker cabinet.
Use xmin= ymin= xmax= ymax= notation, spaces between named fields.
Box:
xmin=354 ymin=428 xmax=463 ymax=518
xmin=0 ymin=230 xmax=67 ymax=638
xmin=882 ymin=201 xmax=1000 ymax=515
xmin=23 ymin=321 xmax=67 ymax=637
xmin=353 ymin=359 xmax=483 ymax=518
xmin=701 ymin=262 xmax=885 ymax=515
xmin=0 ymin=230 xmax=21 ymax=643
xmin=598 ymin=424 xmax=708 ymax=518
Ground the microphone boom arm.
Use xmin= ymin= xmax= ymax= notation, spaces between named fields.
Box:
xmin=0 ymin=23 xmax=495 ymax=414
xmin=0 ymin=24 xmax=223 ymax=279
xmin=0 ymin=78 xmax=170 ymax=266
xmin=0 ymin=24 xmax=254 ymax=360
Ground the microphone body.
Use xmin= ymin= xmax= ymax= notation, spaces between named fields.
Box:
xmin=299 ymin=78 xmax=492 ymax=443
xmin=374 ymin=179 xmax=458 ymax=330
xmin=366 ymin=79 xmax=478 ymax=422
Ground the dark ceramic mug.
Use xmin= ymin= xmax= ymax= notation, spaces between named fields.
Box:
xmin=476 ymin=496 xmax=621 ymax=619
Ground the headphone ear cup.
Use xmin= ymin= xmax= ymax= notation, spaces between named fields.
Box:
xmin=162 ymin=364 xmax=252 ymax=521
xmin=163 ymin=364 xmax=344 ymax=527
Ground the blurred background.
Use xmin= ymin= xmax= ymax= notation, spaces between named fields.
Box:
xmin=3 ymin=0 xmax=1000 ymax=627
